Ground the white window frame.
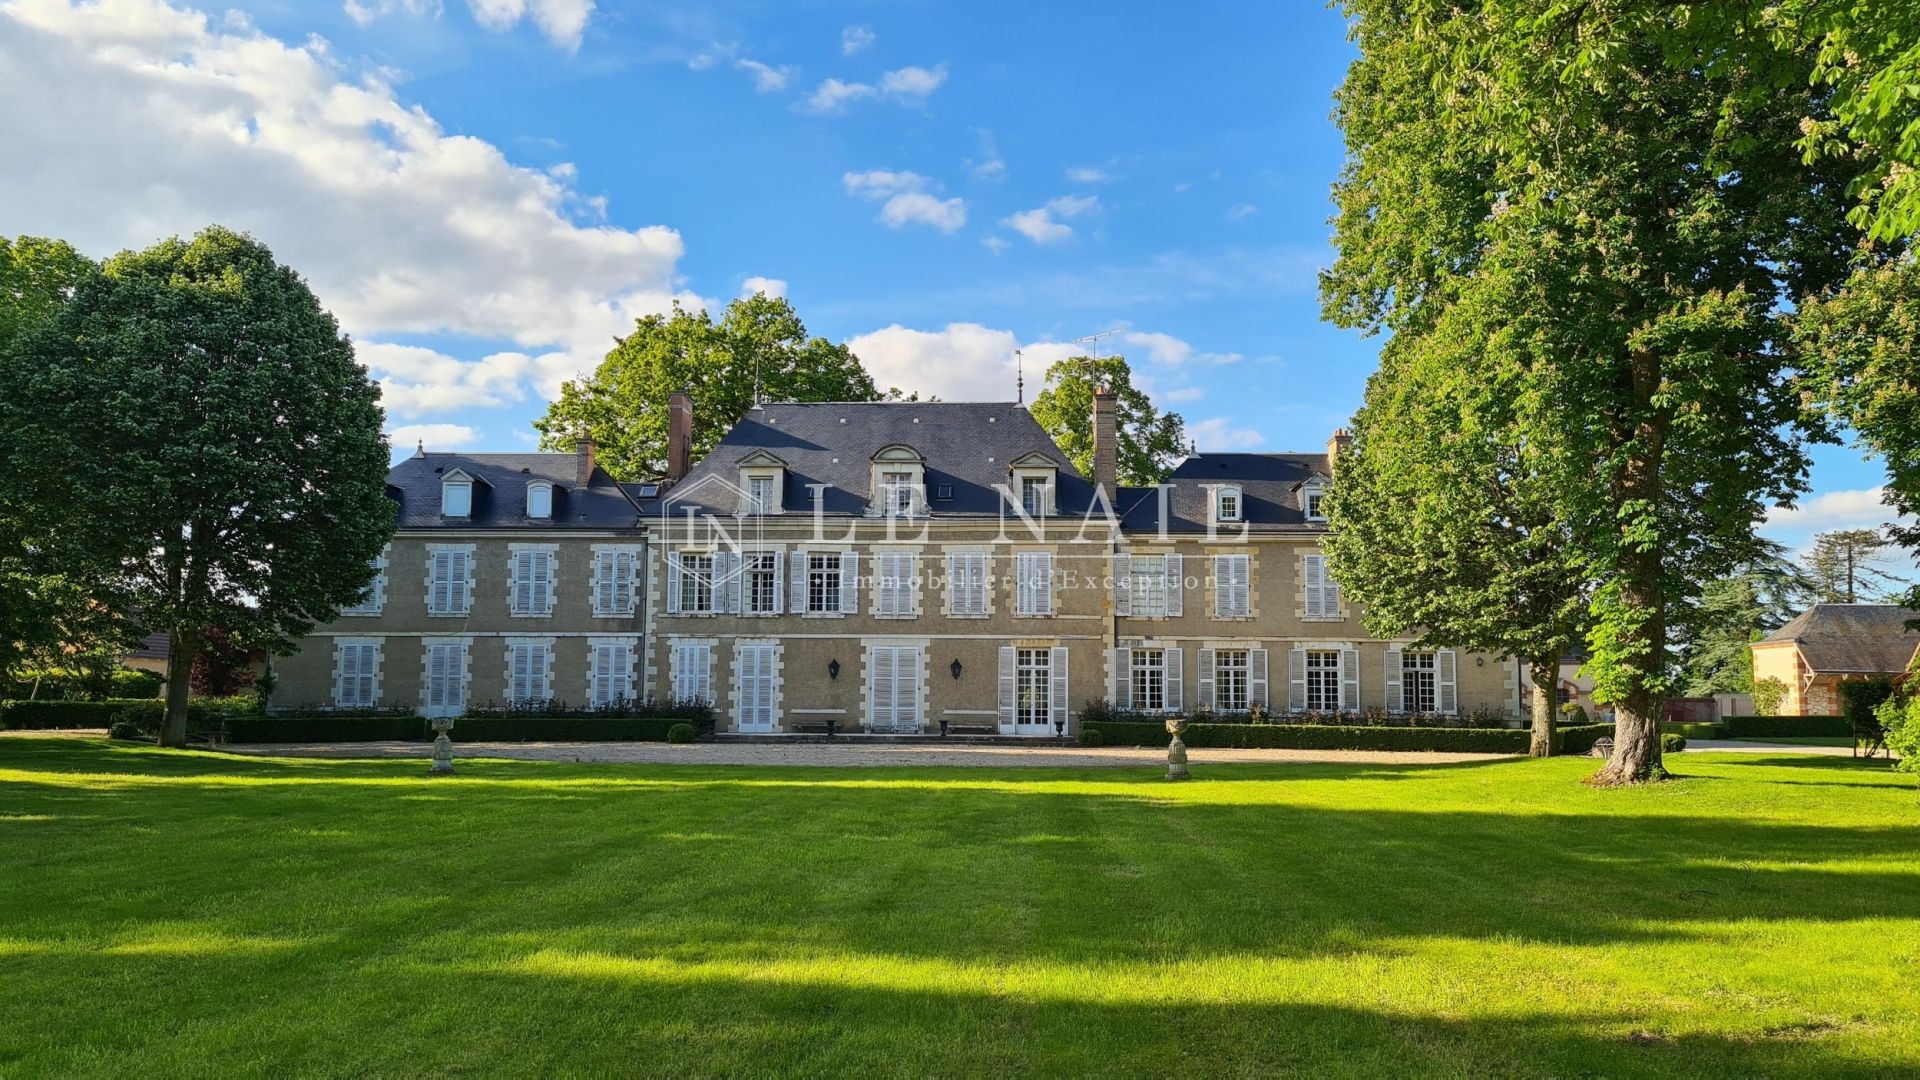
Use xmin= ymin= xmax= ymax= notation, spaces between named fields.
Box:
xmin=332 ymin=638 xmax=381 ymax=707
xmin=671 ymin=640 xmax=714 ymax=705
xmin=866 ymin=644 xmax=924 ymax=732
xmin=504 ymin=638 xmax=554 ymax=705
xmin=733 ymin=640 xmax=782 ymax=732
xmin=422 ymin=637 xmax=470 ymax=717
xmin=1213 ymin=554 xmax=1251 ymax=618
xmin=1304 ymin=649 xmax=1341 ymax=712
xmin=1303 ymin=481 xmax=1327 ymax=522
xmin=740 ymin=549 xmax=783 ymax=615
xmin=1302 ymin=553 xmax=1341 ymax=620
xmin=508 ymin=544 xmax=558 ymax=617
xmin=669 ymin=551 xmax=718 ymax=615
xmin=526 ymin=480 xmax=553 ymax=520
xmin=794 ymin=550 xmax=857 ymax=616
xmin=425 ymin=544 xmax=475 ymax=617
xmin=1131 ymin=648 xmax=1167 ymax=712
xmin=874 ymin=550 xmax=918 ymax=618
xmin=1215 ymin=484 xmax=1242 ymax=523
xmin=946 ymin=550 xmax=989 ymax=617
xmin=590 ymin=545 xmax=640 ymax=617
xmin=1213 ymin=648 xmax=1250 ymax=712
xmin=441 ymin=474 xmax=473 ymax=518
xmin=1130 ymin=554 xmax=1170 ymax=618
xmin=587 ymin=636 xmax=638 ymax=709
xmin=1014 ymin=552 xmax=1055 ymax=617
xmin=341 ymin=547 xmax=389 ymax=616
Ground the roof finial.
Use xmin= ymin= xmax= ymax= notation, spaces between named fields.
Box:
xmin=414 ymin=438 xmax=425 ymax=458
xmin=1015 ymin=348 xmax=1024 ymax=404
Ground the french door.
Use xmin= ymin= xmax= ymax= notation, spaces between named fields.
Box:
xmin=736 ymin=644 xmax=779 ymax=733
xmin=867 ymin=646 xmax=923 ymax=733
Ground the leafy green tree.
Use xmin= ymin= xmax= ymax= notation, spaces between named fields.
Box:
xmin=1675 ymin=541 xmax=1812 ymax=697
xmin=1324 ymin=0 xmax=1877 ymax=783
xmin=1324 ymin=323 xmax=1585 ymax=757
xmin=534 ymin=294 xmax=880 ymax=480
xmin=1804 ymin=528 xmax=1905 ymax=605
xmin=1027 ymin=355 xmax=1187 ymax=486
xmin=0 ymin=226 xmax=394 ymax=746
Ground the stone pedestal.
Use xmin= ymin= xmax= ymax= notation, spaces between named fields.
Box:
xmin=430 ymin=716 xmax=456 ymax=775
xmin=1165 ymin=717 xmax=1191 ymax=781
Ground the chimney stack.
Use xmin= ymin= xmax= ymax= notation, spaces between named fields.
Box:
xmin=668 ymin=391 xmax=694 ymax=482
xmin=1091 ymin=385 xmax=1118 ymax=496
xmin=574 ymin=434 xmax=596 ymax=488
xmin=1326 ymin=428 xmax=1352 ymax=474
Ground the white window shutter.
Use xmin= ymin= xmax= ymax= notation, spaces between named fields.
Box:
xmin=1114 ymin=555 xmax=1132 ymax=616
xmin=789 ymin=550 xmax=807 ymax=612
xmin=1340 ymin=647 xmax=1360 ymax=712
xmin=770 ymin=550 xmax=785 ymax=614
xmin=1233 ymin=556 xmax=1252 ymax=616
xmin=455 ymin=550 xmax=471 ymax=613
xmin=1303 ymin=555 xmax=1323 ymax=617
xmin=665 ymin=551 xmax=683 ymax=614
xmin=1438 ymin=649 xmax=1458 ymax=715
xmin=1165 ymin=553 xmax=1183 ymax=616
xmin=973 ymin=553 xmax=990 ymax=614
xmin=870 ymin=646 xmax=892 ymax=727
xmin=904 ymin=554 xmax=918 ymax=615
xmin=1040 ymin=554 xmax=1055 ymax=614
xmin=1049 ymin=646 xmax=1069 ymax=730
xmin=1196 ymin=648 xmax=1215 ymax=711
xmin=1249 ymin=648 xmax=1269 ymax=709
xmin=839 ymin=552 xmax=860 ymax=613
xmin=335 ymin=644 xmax=355 ymax=705
xmin=723 ymin=552 xmax=744 ymax=614
xmin=537 ymin=552 xmax=554 ymax=613
xmin=428 ymin=552 xmax=447 ymax=613
xmin=1210 ymin=556 xmax=1228 ymax=617
xmin=1288 ymin=647 xmax=1308 ymax=712
xmin=1165 ymin=647 xmax=1184 ymax=711
xmin=594 ymin=553 xmax=614 ymax=614
xmin=1384 ymin=648 xmax=1404 ymax=713
xmin=1112 ymin=648 xmax=1133 ymax=708
xmin=998 ymin=646 xmax=1016 ymax=725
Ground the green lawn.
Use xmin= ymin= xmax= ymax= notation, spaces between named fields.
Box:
xmin=2 ymin=739 xmax=1917 ymax=1077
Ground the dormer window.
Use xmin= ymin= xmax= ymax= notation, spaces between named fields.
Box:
xmin=1007 ymin=452 xmax=1061 ymax=518
xmin=881 ymin=470 xmax=916 ymax=516
xmin=526 ymin=480 xmax=553 ymax=520
xmin=869 ymin=445 xmax=926 ymax=518
xmin=1022 ymin=477 xmax=1049 ymax=516
xmin=441 ymin=471 xmax=473 ymax=518
xmin=1215 ymin=484 xmax=1242 ymax=523
xmin=747 ymin=475 xmax=775 ymax=514
xmin=736 ymin=450 xmax=787 ymax=516
xmin=1302 ymin=479 xmax=1328 ymax=521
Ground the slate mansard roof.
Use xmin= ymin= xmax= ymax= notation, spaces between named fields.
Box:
xmin=387 ymin=452 xmax=641 ymax=530
xmin=650 ymin=401 xmax=1106 ymax=518
xmin=1118 ymin=453 xmax=1331 ymax=533
xmin=1757 ymin=604 xmax=1920 ymax=674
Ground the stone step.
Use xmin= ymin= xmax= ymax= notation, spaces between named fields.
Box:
xmin=711 ymin=732 xmax=1077 ymax=747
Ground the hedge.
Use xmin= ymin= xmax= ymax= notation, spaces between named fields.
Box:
xmin=0 ymin=698 xmax=157 ymax=730
xmin=1081 ymin=720 xmax=1532 ymax=753
xmin=1721 ymin=714 xmax=1851 ymax=738
xmin=450 ymin=713 xmax=714 ymax=742
xmin=1556 ymin=723 xmax=1615 ymax=755
xmin=226 ymin=713 xmax=426 ymax=743
xmin=218 ymin=707 xmax=717 ymax=744
xmin=3 ymin=667 xmax=164 ymax=702
xmin=1659 ymin=721 xmax=1725 ymax=741
xmin=112 ymin=696 xmax=264 ymax=736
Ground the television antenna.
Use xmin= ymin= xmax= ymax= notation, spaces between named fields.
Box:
xmin=1014 ymin=348 xmax=1024 ymax=404
xmin=1071 ymin=327 xmax=1125 ymax=361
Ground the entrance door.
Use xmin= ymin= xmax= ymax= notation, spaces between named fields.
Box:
xmin=423 ymin=641 xmax=466 ymax=718
xmin=736 ymin=644 xmax=778 ymax=733
xmin=1012 ymin=647 xmax=1054 ymax=735
xmin=868 ymin=645 xmax=923 ymax=732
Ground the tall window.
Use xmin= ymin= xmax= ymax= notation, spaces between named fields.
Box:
xmin=588 ymin=640 xmax=634 ymax=708
xmin=334 ymin=640 xmax=379 ymax=707
xmin=807 ymin=553 xmax=843 ymax=613
xmin=880 ymin=470 xmax=915 ymax=516
xmin=1016 ymin=648 xmax=1050 ymax=726
xmin=592 ymin=549 xmax=637 ymax=617
xmin=1021 ymin=477 xmax=1049 ymax=516
xmin=743 ymin=552 xmax=779 ymax=614
xmin=507 ymin=641 xmax=551 ymax=704
xmin=427 ymin=547 xmax=471 ymax=615
xmin=867 ymin=645 xmax=923 ymax=731
xmin=1304 ymin=483 xmax=1327 ymax=521
xmin=1305 ymin=650 xmax=1341 ymax=711
xmin=1130 ymin=555 xmax=1169 ymax=617
xmin=948 ymin=551 xmax=988 ymax=616
xmin=1302 ymin=554 xmax=1341 ymax=619
xmin=526 ymin=481 xmax=553 ymax=519
xmin=736 ymin=643 xmax=779 ymax=731
xmin=1213 ymin=554 xmax=1250 ymax=618
xmin=509 ymin=548 xmax=555 ymax=616
xmin=342 ymin=551 xmax=387 ymax=616
xmin=747 ymin=475 xmax=775 ymax=514
xmin=1131 ymin=649 xmax=1167 ymax=711
xmin=1215 ymin=649 xmax=1250 ymax=712
xmin=676 ymin=553 xmax=714 ymax=614
xmin=1015 ymin=552 xmax=1054 ymax=616
xmin=875 ymin=551 xmax=917 ymax=617
xmin=1402 ymin=651 xmax=1437 ymax=713
xmin=672 ymin=642 xmax=712 ymax=704
xmin=423 ymin=640 xmax=467 ymax=716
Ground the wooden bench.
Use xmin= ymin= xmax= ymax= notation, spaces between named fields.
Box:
xmin=940 ymin=723 xmax=997 ymax=737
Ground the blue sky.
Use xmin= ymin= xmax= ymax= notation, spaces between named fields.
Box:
xmin=0 ymin=0 xmax=1902 ymax=557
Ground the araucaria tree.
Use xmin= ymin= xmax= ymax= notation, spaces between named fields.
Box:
xmin=1324 ymin=1 xmax=1884 ymax=783
xmin=1028 ymin=355 xmax=1188 ymax=486
xmin=535 ymin=294 xmax=880 ymax=481
xmin=0 ymin=226 xmax=394 ymax=746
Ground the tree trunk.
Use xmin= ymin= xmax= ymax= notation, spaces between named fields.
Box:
xmin=160 ymin=628 xmax=198 ymax=748
xmin=1528 ymin=659 xmax=1558 ymax=757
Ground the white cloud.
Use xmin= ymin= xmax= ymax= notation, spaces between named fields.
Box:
xmin=389 ymin=422 xmax=481 ymax=450
xmin=362 ymin=342 xmax=582 ymax=418
xmin=1163 ymin=387 xmax=1205 ymax=403
xmin=465 ymin=0 xmax=594 ymax=50
xmin=1047 ymin=193 xmax=1099 ymax=218
xmin=739 ymin=275 xmax=787 ymax=299
xmin=1191 ymin=417 xmax=1266 ymax=451
xmin=0 ymin=0 xmax=694 ymax=425
xmin=1003 ymin=208 xmax=1071 ymax=244
xmin=1226 ymin=202 xmax=1259 ymax=221
xmin=802 ymin=63 xmax=947 ymax=114
xmin=343 ymin=0 xmax=440 ymax=28
xmin=1766 ymin=487 xmax=1905 ymax=532
xmin=843 ymin=170 xmax=965 ymax=233
xmin=1065 ymin=166 xmax=1112 ymax=183
xmin=981 ymin=235 xmax=1011 ymax=255
xmin=840 ymin=24 xmax=874 ymax=56
xmin=846 ymin=323 xmax=1081 ymax=402
xmin=733 ymin=57 xmax=796 ymax=93
xmin=965 ymin=129 xmax=1006 ymax=182
xmin=1121 ymin=330 xmax=1241 ymax=366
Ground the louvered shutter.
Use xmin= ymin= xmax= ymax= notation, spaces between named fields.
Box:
xmin=1164 ymin=647 xmax=1183 ymax=711
xmin=903 ymin=553 xmax=918 ymax=615
xmin=789 ymin=550 xmax=807 ymax=612
xmin=1384 ymin=648 xmax=1404 ymax=713
xmin=1113 ymin=648 xmax=1133 ymax=708
xmin=1196 ymin=648 xmax=1215 ymax=711
xmin=1114 ymin=554 xmax=1132 ymax=616
xmin=511 ymin=644 xmax=532 ymax=701
xmin=352 ymin=644 xmax=376 ymax=706
xmin=665 ymin=552 xmax=683 ymax=614
xmin=1165 ymin=553 xmax=1183 ymax=616
xmin=336 ymin=644 xmax=357 ymax=705
xmin=453 ymin=551 xmax=470 ymax=613
xmin=998 ymin=646 xmax=1017 ymax=726
xmin=538 ymin=552 xmax=555 ymax=613
xmin=510 ymin=551 xmax=529 ymax=614
xmin=947 ymin=553 xmax=961 ymax=615
xmin=770 ymin=550 xmax=785 ymax=614
xmin=719 ymin=552 xmax=742 ymax=614
xmin=1340 ymin=647 xmax=1360 ymax=712
xmin=1302 ymin=556 xmax=1323 ymax=617
xmin=1049 ymin=646 xmax=1069 ymax=730
xmin=1038 ymin=554 xmax=1054 ymax=615
xmin=1249 ymin=648 xmax=1269 ymax=709
xmin=1211 ymin=556 xmax=1229 ymax=617
xmin=899 ymin=648 xmax=922 ymax=729
xmin=839 ymin=552 xmax=859 ymax=613
xmin=876 ymin=553 xmax=897 ymax=615
xmin=1288 ymin=647 xmax=1307 ymax=712
xmin=594 ymin=552 xmax=615 ymax=615
xmin=1438 ymin=649 xmax=1458 ymax=715
xmin=428 ymin=552 xmax=448 ymax=613
xmin=590 ymin=643 xmax=609 ymax=706
xmin=870 ymin=647 xmax=892 ymax=728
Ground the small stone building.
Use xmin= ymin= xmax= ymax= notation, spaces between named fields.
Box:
xmin=1750 ymin=604 xmax=1920 ymax=715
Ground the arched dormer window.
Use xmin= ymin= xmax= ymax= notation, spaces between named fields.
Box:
xmin=1214 ymin=484 xmax=1243 ymax=523
xmin=441 ymin=469 xmax=474 ymax=518
xmin=1302 ymin=479 xmax=1327 ymax=521
xmin=869 ymin=445 xmax=926 ymax=518
xmin=526 ymin=480 xmax=553 ymax=520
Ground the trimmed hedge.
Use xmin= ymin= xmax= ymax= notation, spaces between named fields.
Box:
xmin=1556 ymin=723 xmax=1615 ymax=756
xmin=1081 ymin=720 xmax=1531 ymax=753
xmin=113 ymin=696 xmax=264 ymax=736
xmin=4 ymin=667 xmax=164 ymax=702
xmin=1722 ymin=714 xmax=1851 ymax=738
xmin=227 ymin=713 xmax=425 ymax=743
xmin=1659 ymin=721 xmax=1725 ymax=741
xmin=218 ymin=707 xmax=717 ymax=744
xmin=0 ymin=698 xmax=156 ymax=729
xmin=451 ymin=714 xmax=713 ymax=742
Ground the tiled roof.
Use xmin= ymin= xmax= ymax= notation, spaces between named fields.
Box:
xmin=387 ymin=452 xmax=641 ymax=530
xmin=1758 ymin=604 xmax=1920 ymax=674
xmin=1117 ymin=452 xmax=1330 ymax=533
xmin=650 ymin=401 xmax=1105 ymax=517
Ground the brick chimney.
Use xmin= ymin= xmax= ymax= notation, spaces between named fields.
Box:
xmin=574 ymin=434 xmax=596 ymax=488
xmin=1326 ymin=428 xmax=1352 ymax=474
xmin=668 ymin=392 xmax=694 ymax=482
xmin=1091 ymin=385 xmax=1118 ymax=496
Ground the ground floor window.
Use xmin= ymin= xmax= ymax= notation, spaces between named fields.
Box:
xmin=1132 ymin=648 xmax=1167 ymax=712
xmin=506 ymin=641 xmax=551 ymax=705
xmin=868 ymin=645 xmax=923 ymax=731
xmin=736 ymin=643 xmax=779 ymax=731
xmin=672 ymin=642 xmax=713 ymax=705
xmin=1305 ymin=650 xmax=1341 ymax=712
xmin=1016 ymin=648 xmax=1050 ymax=726
xmin=1215 ymin=649 xmax=1249 ymax=712
xmin=1402 ymin=651 xmax=1437 ymax=713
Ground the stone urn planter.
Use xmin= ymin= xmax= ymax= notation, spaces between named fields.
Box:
xmin=430 ymin=716 xmax=456 ymax=775
xmin=1165 ymin=716 xmax=1191 ymax=781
